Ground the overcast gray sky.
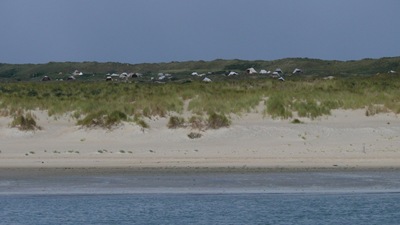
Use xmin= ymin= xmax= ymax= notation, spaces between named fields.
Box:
xmin=1 ymin=0 xmax=399 ymax=64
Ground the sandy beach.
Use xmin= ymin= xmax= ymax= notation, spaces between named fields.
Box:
xmin=0 ymin=109 xmax=399 ymax=170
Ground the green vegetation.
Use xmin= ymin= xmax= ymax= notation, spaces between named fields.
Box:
xmin=188 ymin=116 xmax=206 ymax=130
xmin=77 ymin=110 xmax=128 ymax=129
xmin=1 ymin=57 xmax=399 ymax=82
xmin=10 ymin=111 xmax=42 ymax=131
xmin=207 ymin=112 xmax=231 ymax=129
xmin=1 ymin=59 xmax=400 ymax=130
xmin=167 ymin=116 xmax=186 ymax=129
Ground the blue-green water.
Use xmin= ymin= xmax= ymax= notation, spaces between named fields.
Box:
xmin=1 ymin=193 xmax=399 ymax=225
xmin=1 ymin=170 xmax=399 ymax=224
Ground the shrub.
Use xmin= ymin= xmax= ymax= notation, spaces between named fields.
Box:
xmin=10 ymin=111 xmax=42 ymax=131
xmin=167 ymin=116 xmax=186 ymax=129
xmin=291 ymin=118 xmax=303 ymax=124
xmin=207 ymin=112 xmax=231 ymax=129
xmin=188 ymin=132 xmax=202 ymax=139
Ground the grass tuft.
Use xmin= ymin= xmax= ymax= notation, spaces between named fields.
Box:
xmin=10 ymin=111 xmax=42 ymax=131
xmin=167 ymin=116 xmax=186 ymax=129
xmin=266 ymin=95 xmax=292 ymax=119
xmin=77 ymin=110 xmax=128 ymax=129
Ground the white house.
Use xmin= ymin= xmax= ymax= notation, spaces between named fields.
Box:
xmin=228 ymin=71 xmax=238 ymax=76
xmin=293 ymin=68 xmax=303 ymax=74
xmin=119 ymin=72 xmax=129 ymax=79
xmin=272 ymin=71 xmax=280 ymax=78
xmin=202 ymin=77 xmax=212 ymax=82
xmin=67 ymin=75 xmax=76 ymax=80
xmin=259 ymin=70 xmax=270 ymax=75
xmin=246 ymin=68 xmax=258 ymax=74
xmin=72 ymin=70 xmax=83 ymax=76
xmin=275 ymin=68 xmax=283 ymax=74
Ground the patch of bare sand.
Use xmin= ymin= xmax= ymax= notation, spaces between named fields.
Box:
xmin=0 ymin=109 xmax=399 ymax=169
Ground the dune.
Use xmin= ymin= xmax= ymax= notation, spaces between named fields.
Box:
xmin=0 ymin=109 xmax=399 ymax=170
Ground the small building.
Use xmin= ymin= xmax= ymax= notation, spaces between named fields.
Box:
xmin=228 ymin=71 xmax=238 ymax=76
xmin=275 ymin=68 xmax=283 ymax=74
xmin=259 ymin=70 xmax=270 ymax=75
xmin=293 ymin=68 xmax=303 ymax=74
xmin=202 ymin=77 xmax=212 ymax=82
xmin=246 ymin=68 xmax=258 ymax=74
xmin=41 ymin=76 xmax=51 ymax=81
xmin=271 ymin=71 xmax=280 ymax=78
xmin=72 ymin=70 xmax=83 ymax=76
xmin=119 ymin=72 xmax=128 ymax=79
xmin=131 ymin=73 xmax=143 ymax=78
xmin=67 ymin=76 xmax=76 ymax=81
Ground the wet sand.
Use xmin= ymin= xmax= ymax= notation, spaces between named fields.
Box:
xmin=1 ymin=167 xmax=399 ymax=194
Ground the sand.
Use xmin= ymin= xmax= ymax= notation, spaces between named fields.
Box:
xmin=0 ymin=109 xmax=399 ymax=170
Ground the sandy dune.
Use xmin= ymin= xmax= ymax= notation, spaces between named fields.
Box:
xmin=0 ymin=109 xmax=399 ymax=169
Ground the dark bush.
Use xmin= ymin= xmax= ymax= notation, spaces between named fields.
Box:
xmin=167 ymin=116 xmax=186 ymax=129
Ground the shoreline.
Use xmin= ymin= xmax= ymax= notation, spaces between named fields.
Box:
xmin=2 ymin=167 xmax=400 ymax=195
xmin=1 ymin=165 xmax=400 ymax=176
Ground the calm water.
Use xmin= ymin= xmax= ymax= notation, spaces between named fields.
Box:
xmin=1 ymin=193 xmax=400 ymax=225
xmin=1 ymin=170 xmax=400 ymax=224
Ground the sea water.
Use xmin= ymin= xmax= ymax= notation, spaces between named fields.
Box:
xmin=1 ymin=170 xmax=399 ymax=224
xmin=1 ymin=193 xmax=400 ymax=225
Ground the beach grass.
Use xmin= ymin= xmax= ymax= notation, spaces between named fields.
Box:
xmin=1 ymin=75 xmax=400 ymax=128
xmin=10 ymin=111 xmax=42 ymax=131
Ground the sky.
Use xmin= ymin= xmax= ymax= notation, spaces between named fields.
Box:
xmin=1 ymin=0 xmax=399 ymax=64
